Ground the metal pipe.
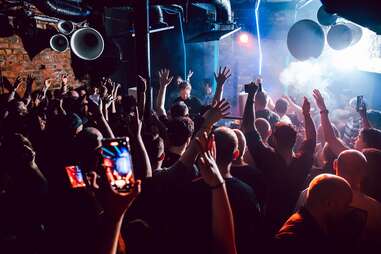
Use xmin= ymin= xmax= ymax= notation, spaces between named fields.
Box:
xmin=135 ymin=0 xmax=152 ymax=119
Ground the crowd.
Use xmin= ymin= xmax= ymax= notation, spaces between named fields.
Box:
xmin=0 ymin=66 xmax=380 ymax=254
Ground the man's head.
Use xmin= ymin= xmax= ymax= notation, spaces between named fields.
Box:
xmin=255 ymin=118 xmax=271 ymax=143
xmin=354 ymin=128 xmax=381 ymax=151
xmin=334 ymin=150 xmax=367 ymax=190
xmin=167 ymin=116 xmax=194 ymax=148
xmin=233 ymin=129 xmax=246 ymax=163
xmin=271 ymin=122 xmax=297 ymax=151
xmin=255 ymin=91 xmax=268 ymax=111
xmin=275 ymin=98 xmax=289 ymax=117
xmin=214 ymin=127 xmax=239 ymax=169
xmin=306 ymin=174 xmax=353 ymax=222
xmin=179 ymin=81 xmax=192 ymax=100
xmin=170 ymin=101 xmax=189 ymax=118
xmin=75 ymin=127 xmax=103 ymax=172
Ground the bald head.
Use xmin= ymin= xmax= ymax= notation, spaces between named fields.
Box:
xmin=335 ymin=150 xmax=367 ymax=187
xmin=214 ymin=127 xmax=238 ymax=166
xmin=233 ymin=129 xmax=246 ymax=162
xmin=306 ymin=174 xmax=352 ymax=214
xmin=255 ymin=118 xmax=271 ymax=142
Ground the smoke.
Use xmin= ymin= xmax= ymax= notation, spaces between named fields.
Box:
xmin=280 ymin=27 xmax=380 ymax=107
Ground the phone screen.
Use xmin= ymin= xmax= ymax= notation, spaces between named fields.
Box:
xmin=100 ymin=138 xmax=134 ymax=192
xmin=356 ymin=95 xmax=364 ymax=111
xmin=65 ymin=165 xmax=86 ymax=188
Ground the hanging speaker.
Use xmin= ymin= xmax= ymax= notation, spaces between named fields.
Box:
xmin=50 ymin=34 xmax=69 ymax=52
xmin=70 ymin=27 xmax=105 ymax=60
xmin=287 ymin=19 xmax=325 ymax=61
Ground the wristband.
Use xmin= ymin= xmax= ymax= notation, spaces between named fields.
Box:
xmin=209 ymin=181 xmax=225 ymax=190
xmin=320 ymin=109 xmax=329 ymax=114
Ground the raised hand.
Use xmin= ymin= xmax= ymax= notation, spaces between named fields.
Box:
xmin=61 ymin=74 xmax=68 ymax=86
xmin=214 ymin=66 xmax=231 ymax=87
xmin=95 ymin=166 xmax=141 ymax=218
xmin=302 ymin=96 xmax=311 ymax=115
xmin=126 ymin=106 xmax=142 ymax=138
xmin=196 ymin=132 xmax=223 ymax=187
xmin=202 ymin=99 xmax=231 ymax=129
xmin=44 ymin=79 xmax=52 ymax=89
xmin=312 ymin=89 xmax=327 ymax=111
xmin=158 ymin=68 xmax=173 ymax=88
xmin=186 ymin=69 xmax=194 ymax=81
xmin=10 ymin=76 xmax=23 ymax=92
xmin=26 ymin=74 xmax=35 ymax=87
xmin=138 ymin=75 xmax=147 ymax=93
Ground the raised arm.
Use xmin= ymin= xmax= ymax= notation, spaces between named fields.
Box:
xmin=283 ymin=95 xmax=304 ymax=121
xmin=212 ymin=66 xmax=231 ymax=105
xmin=302 ymin=96 xmax=316 ymax=143
xmin=23 ymin=74 xmax=35 ymax=106
xmin=241 ymin=83 xmax=258 ymax=134
xmin=7 ymin=76 xmax=22 ymax=102
xmin=179 ymin=99 xmax=230 ymax=168
xmin=88 ymin=98 xmax=115 ymax=139
xmin=313 ymin=89 xmax=347 ymax=155
xmin=126 ymin=106 xmax=152 ymax=179
xmin=137 ymin=75 xmax=147 ymax=120
xmin=156 ymin=69 xmax=173 ymax=117
xmin=196 ymin=132 xmax=237 ymax=254
xmin=358 ymin=103 xmax=372 ymax=129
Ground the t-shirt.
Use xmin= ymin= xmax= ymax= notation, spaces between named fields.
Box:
xmin=230 ymin=164 xmax=266 ymax=211
xmin=224 ymin=177 xmax=264 ymax=254
xmin=275 ymin=207 xmax=333 ymax=253
xmin=173 ymin=96 xmax=203 ymax=116
xmin=245 ymin=129 xmax=316 ymax=234
xmin=162 ymin=150 xmax=181 ymax=168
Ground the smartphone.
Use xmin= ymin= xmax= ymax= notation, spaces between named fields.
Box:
xmin=244 ymin=82 xmax=258 ymax=94
xmin=100 ymin=137 xmax=135 ymax=192
xmin=65 ymin=165 xmax=86 ymax=188
xmin=356 ymin=95 xmax=364 ymax=111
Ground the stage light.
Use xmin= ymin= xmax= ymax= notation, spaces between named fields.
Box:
xmin=239 ymin=33 xmax=249 ymax=44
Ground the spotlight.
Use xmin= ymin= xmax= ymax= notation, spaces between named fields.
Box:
xmin=239 ymin=33 xmax=249 ymax=44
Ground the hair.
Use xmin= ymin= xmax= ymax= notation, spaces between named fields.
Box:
xmin=275 ymin=98 xmax=289 ymax=116
xmin=273 ymin=122 xmax=297 ymax=150
xmin=170 ymin=101 xmax=189 ymax=118
xmin=178 ymin=80 xmax=191 ymax=90
xmin=255 ymin=118 xmax=271 ymax=141
xmin=360 ymin=128 xmax=381 ymax=150
xmin=167 ymin=117 xmax=194 ymax=147
xmin=233 ymin=129 xmax=246 ymax=161
xmin=214 ymin=127 xmax=238 ymax=165
xmin=255 ymin=91 xmax=268 ymax=108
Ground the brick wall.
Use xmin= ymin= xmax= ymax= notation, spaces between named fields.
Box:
xmin=0 ymin=34 xmax=76 ymax=95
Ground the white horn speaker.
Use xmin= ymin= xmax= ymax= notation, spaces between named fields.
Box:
xmin=57 ymin=20 xmax=75 ymax=35
xmin=70 ymin=27 xmax=104 ymax=60
xmin=50 ymin=34 xmax=69 ymax=52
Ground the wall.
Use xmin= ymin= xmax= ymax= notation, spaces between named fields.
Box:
xmin=0 ymin=33 xmax=77 ymax=96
